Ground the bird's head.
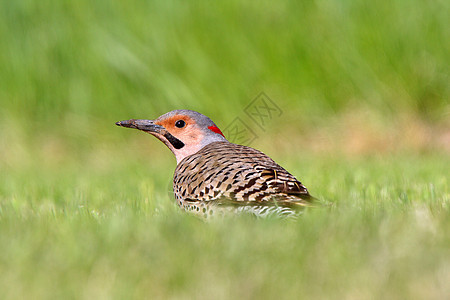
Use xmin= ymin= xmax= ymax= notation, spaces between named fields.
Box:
xmin=116 ymin=110 xmax=227 ymax=163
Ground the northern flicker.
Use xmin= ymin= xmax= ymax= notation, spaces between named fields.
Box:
xmin=116 ymin=110 xmax=314 ymax=218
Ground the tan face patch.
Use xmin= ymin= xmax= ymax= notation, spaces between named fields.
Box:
xmin=155 ymin=114 xmax=204 ymax=147
xmin=155 ymin=115 xmax=193 ymax=133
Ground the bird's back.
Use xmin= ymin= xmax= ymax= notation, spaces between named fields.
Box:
xmin=173 ymin=141 xmax=313 ymax=218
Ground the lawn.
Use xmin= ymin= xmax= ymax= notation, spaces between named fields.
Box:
xmin=0 ymin=0 xmax=448 ymax=299
xmin=0 ymin=153 xmax=448 ymax=299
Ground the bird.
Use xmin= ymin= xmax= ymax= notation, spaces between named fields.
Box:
xmin=116 ymin=109 xmax=314 ymax=218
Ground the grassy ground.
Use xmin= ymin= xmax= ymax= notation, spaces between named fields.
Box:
xmin=0 ymin=153 xmax=448 ymax=299
xmin=0 ymin=0 xmax=449 ymax=299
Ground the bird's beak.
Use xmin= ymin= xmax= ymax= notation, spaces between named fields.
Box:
xmin=115 ymin=119 xmax=165 ymax=134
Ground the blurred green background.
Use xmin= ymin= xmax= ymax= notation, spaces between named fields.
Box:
xmin=0 ymin=0 xmax=448 ymax=299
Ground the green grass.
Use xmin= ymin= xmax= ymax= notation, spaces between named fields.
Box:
xmin=0 ymin=0 xmax=449 ymax=299
xmin=0 ymin=153 xmax=448 ymax=299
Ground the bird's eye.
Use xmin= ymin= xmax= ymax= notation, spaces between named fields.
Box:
xmin=175 ymin=120 xmax=186 ymax=128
